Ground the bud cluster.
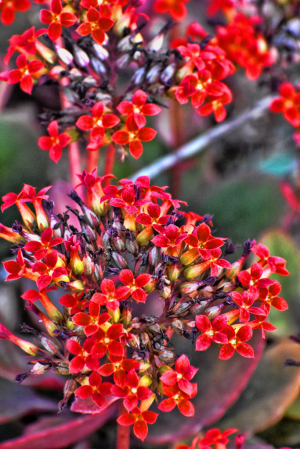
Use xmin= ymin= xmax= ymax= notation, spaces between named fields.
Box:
xmin=0 ymin=173 xmax=289 ymax=441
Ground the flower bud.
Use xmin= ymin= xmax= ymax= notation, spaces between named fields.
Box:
xmin=167 ymin=263 xmax=182 ymax=282
xmin=184 ymin=261 xmax=211 ymax=280
xmin=125 ymin=235 xmax=139 ymax=255
xmin=158 ymin=350 xmax=176 ymax=364
xmin=140 ymin=332 xmax=150 ymax=346
xmin=117 ymin=35 xmax=133 ymax=52
xmin=173 ymin=302 xmax=191 ymax=316
xmin=190 ymin=299 xmax=213 ymax=315
xmin=83 ymin=254 xmax=93 ymax=276
xmin=57 ymin=48 xmax=73 ymax=65
xmin=128 ymin=334 xmax=140 ymax=350
xmin=149 ymin=246 xmax=161 ymax=267
xmin=40 ymin=336 xmax=60 ymax=355
xmin=204 ymin=303 xmax=226 ymax=320
xmin=56 ymin=362 xmax=70 ymax=375
xmin=180 ymin=282 xmax=201 ymax=297
xmin=91 ymin=56 xmax=107 ymax=76
xmin=92 ymin=43 xmax=109 ymax=60
xmin=68 ymin=280 xmax=84 ymax=292
xmin=30 ymin=362 xmax=51 ymax=376
xmin=133 ymin=67 xmax=146 ymax=85
xmin=112 ymin=252 xmax=128 ymax=269
xmin=172 ymin=320 xmax=184 ymax=335
xmin=73 ymin=45 xmax=90 ymax=67
xmin=160 ymin=63 xmax=176 ymax=85
xmin=117 ymin=54 xmax=131 ymax=69
xmin=146 ymin=65 xmax=162 ymax=84
xmin=113 ymin=235 xmax=125 ymax=252
xmin=148 ymin=34 xmax=164 ymax=52
xmin=160 ymin=285 xmax=171 ymax=299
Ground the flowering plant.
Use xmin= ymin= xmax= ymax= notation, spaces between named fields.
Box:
xmin=0 ymin=0 xmax=300 ymax=448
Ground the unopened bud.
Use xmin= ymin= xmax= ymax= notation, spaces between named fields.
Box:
xmin=128 ymin=334 xmax=140 ymax=350
xmin=146 ymin=65 xmax=162 ymax=84
xmin=68 ymin=280 xmax=84 ymax=292
xmin=83 ymin=254 xmax=93 ymax=276
xmin=103 ymin=232 xmax=111 ymax=248
xmin=57 ymin=48 xmax=73 ymax=65
xmin=181 ymin=282 xmax=200 ymax=297
xmin=56 ymin=362 xmax=70 ymax=375
xmin=174 ymin=302 xmax=191 ymax=316
xmin=117 ymin=54 xmax=131 ymax=69
xmin=133 ymin=67 xmax=146 ymax=85
xmin=158 ymin=350 xmax=176 ymax=364
xmin=140 ymin=332 xmax=150 ymax=346
xmin=91 ymin=56 xmax=106 ymax=76
xmin=31 ymin=362 xmax=51 ymax=376
xmin=125 ymin=236 xmax=139 ymax=255
xmin=149 ymin=246 xmax=161 ymax=267
xmin=92 ymin=43 xmax=109 ymax=60
xmin=73 ymin=45 xmax=90 ymax=67
xmin=167 ymin=263 xmax=182 ymax=282
xmin=160 ymin=63 xmax=176 ymax=85
xmin=117 ymin=35 xmax=133 ymax=52
xmin=113 ymin=236 xmax=125 ymax=252
xmin=172 ymin=320 xmax=184 ymax=334
xmin=190 ymin=299 xmax=212 ymax=315
xmin=204 ymin=303 xmax=226 ymax=320
xmin=112 ymin=252 xmax=128 ymax=269
xmin=148 ymin=34 xmax=164 ymax=52
xmin=160 ymin=285 xmax=171 ymax=299
xmin=40 ymin=336 xmax=60 ymax=355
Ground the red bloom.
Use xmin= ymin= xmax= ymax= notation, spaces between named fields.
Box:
xmin=76 ymin=102 xmax=120 ymax=150
xmin=75 ymin=371 xmax=112 ymax=408
xmin=23 ymin=226 xmax=63 ymax=260
xmin=91 ymin=323 xmax=125 ymax=360
xmin=0 ymin=54 xmax=44 ymax=95
xmin=270 ymin=83 xmax=300 ymax=127
xmin=182 ymin=222 xmax=225 ymax=263
xmin=198 ymin=428 xmax=238 ymax=448
xmin=67 ymin=337 xmax=100 ymax=373
xmin=135 ymin=203 xmax=169 ymax=226
xmin=257 ymin=280 xmax=288 ymax=312
xmin=250 ymin=306 xmax=277 ymax=338
xmin=197 ymin=83 xmax=232 ymax=122
xmin=111 ymin=116 xmax=157 ymax=159
xmin=251 ymin=242 xmax=289 ymax=276
xmin=160 ymin=354 xmax=198 ymax=396
xmin=91 ymin=278 xmax=131 ymax=311
xmin=117 ymin=90 xmax=161 ymax=129
xmin=154 ymin=0 xmax=190 ymax=21
xmin=219 ymin=324 xmax=254 ymax=359
xmin=98 ymin=358 xmax=140 ymax=389
xmin=158 ymin=383 xmax=197 ymax=417
xmin=231 ymin=290 xmax=266 ymax=323
xmin=152 ymin=224 xmax=187 ymax=256
xmin=107 ymin=184 xmax=149 ymax=216
xmin=72 ymin=304 xmax=111 ymax=337
xmin=40 ymin=0 xmax=77 ymax=41
xmin=4 ymin=27 xmax=46 ymax=65
xmin=119 ymin=269 xmax=151 ymax=303
xmin=38 ymin=121 xmax=71 ymax=163
xmin=76 ymin=5 xmax=114 ymax=44
xmin=195 ymin=314 xmax=228 ymax=351
xmin=0 ymin=0 xmax=30 ymax=25
xmin=3 ymin=249 xmax=32 ymax=281
xmin=117 ymin=406 xmax=158 ymax=441
xmin=111 ymin=369 xmax=153 ymax=411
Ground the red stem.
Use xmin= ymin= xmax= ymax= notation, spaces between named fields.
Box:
xmin=68 ymin=141 xmax=82 ymax=190
xmin=103 ymin=143 xmax=116 ymax=186
xmin=87 ymin=149 xmax=99 ymax=174
xmin=116 ymin=401 xmax=130 ymax=449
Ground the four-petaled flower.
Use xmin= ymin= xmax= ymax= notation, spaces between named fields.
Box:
xmin=195 ymin=314 xmax=228 ymax=351
xmin=40 ymin=0 xmax=77 ymax=41
xmin=160 ymin=354 xmax=198 ymax=396
xmin=38 ymin=121 xmax=71 ymax=163
xmin=117 ymin=90 xmax=161 ymax=129
xmin=76 ymin=5 xmax=114 ymax=45
xmin=119 ymin=269 xmax=151 ymax=303
xmin=270 ymin=83 xmax=300 ymax=127
xmin=154 ymin=0 xmax=190 ymax=21
xmin=0 ymin=54 xmax=44 ymax=94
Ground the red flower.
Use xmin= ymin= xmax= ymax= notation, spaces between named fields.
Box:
xmin=154 ymin=0 xmax=190 ymax=21
xmin=76 ymin=5 xmax=114 ymax=44
xmin=117 ymin=89 xmax=161 ymax=129
xmin=119 ymin=269 xmax=151 ymax=303
xmin=269 ymin=83 xmax=300 ymax=127
xmin=76 ymin=101 xmax=120 ymax=150
xmin=5 ymin=27 xmax=46 ymax=65
xmin=251 ymin=242 xmax=289 ymax=276
xmin=38 ymin=120 xmax=71 ymax=163
xmin=160 ymin=354 xmax=198 ymax=396
xmin=98 ymin=358 xmax=140 ymax=388
xmin=198 ymin=428 xmax=238 ymax=448
xmin=67 ymin=337 xmax=100 ymax=373
xmin=219 ymin=324 xmax=254 ymax=359
xmin=181 ymin=222 xmax=225 ymax=264
xmin=0 ymin=54 xmax=44 ymax=95
xmin=75 ymin=371 xmax=112 ymax=408
xmin=250 ymin=306 xmax=277 ymax=338
xmin=152 ymin=224 xmax=187 ymax=256
xmin=117 ymin=406 xmax=158 ymax=441
xmin=3 ymin=249 xmax=32 ymax=281
xmin=111 ymin=116 xmax=157 ymax=159
xmin=135 ymin=203 xmax=169 ymax=226
xmin=0 ymin=0 xmax=30 ymax=25
xmin=40 ymin=0 xmax=77 ymax=41
xmin=195 ymin=314 xmax=228 ymax=351
xmin=231 ymin=290 xmax=266 ymax=323
xmin=107 ymin=184 xmax=150 ymax=216
xmin=91 ymin=323 xmax=125 ymax=360
xmin=111 ymin=369 xmax=153 ymax=411
xmin=158 ymin=383 xmax=197 ymax=417
xmin=23 ymin=226 xmax=63 ymax=260
xmin=197 ymin=83 xmax=233 ymax=122
xmin=257 ymin=280 xmax=288 ymax=312
xmin=72 ymin=305 xmax=111 ymax=337
xmin=91 ymin=278 xmax=131 ymax=311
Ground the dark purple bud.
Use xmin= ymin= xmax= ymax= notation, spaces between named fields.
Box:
xmin=243 ymin=239 xmax=256 ymax=257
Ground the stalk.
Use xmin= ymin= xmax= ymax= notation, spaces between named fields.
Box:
xmin=116 ymin=401 xmax=130 ymax=449
xmin=103 ymin=144 xmax=116 ymax=186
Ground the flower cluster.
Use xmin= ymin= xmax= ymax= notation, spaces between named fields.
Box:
xmin=0 ymin=173 xmax=289 ymax=441
xmin=0 ymin=0 xmax=279 ymax=164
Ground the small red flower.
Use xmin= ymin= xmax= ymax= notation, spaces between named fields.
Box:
xmin=152 ymin=224 xmax=187 ymax=256
xmin=5 ymin=27 xmax=46 ymax=65
xmin=0 ymin=54 xmax=44 ymax=94
xmin=111 ymin=369 xmax=153 ymax=411
xmin=91 ymin=278 xmax=131 ymax=311
xmin=117 ymin=406 xmax=158 ymax=441
xmin=76 ymin=102 xmax=120 ymax=149
xmin=38 ymin=121 xmax=71 ymax=163
xmin=75 ymin=371 xmax=112 ymax=408
xmin=270 ymin=83 xmax=300 ymax=127
xmin=23 ymin=226 xmax=63 ymax=260
xmin=117 ymin=90 xmax=161 ymax=129
xmin=195 ymin=314 xmax=228 ymax=351
xmin=182 ymin=222 xmax=225 ymax=263
xmin=160 ymin=354 xmax=198 ymax=396
xmin=40 ymin=0 xmax=77 ymax=41
xmin=154 ymin=0 xmax=190 ymax=21
xmin=158 ymin=383 xmax=197 ymax=417
xmin=67 ymin=337 xmax=100 ymax=373
xmin=0 ymin=0 xmax=30 ymax=25
xmin=219 ymin=324 xmax=254 ymax=359
xmin=231 ymin=290 xmax=266 ymax=323
xmin=111 ymin=116 xmax=157 ymax=159
xmin=76 ymin=5 xmax=114 ymax=44
xmin=119 ymin=269 xmax=151 ymax=303
xmin=198 ymin=427 xmax=238 ymax=448
xmin=98 ymin=358 xmax=140 ymax=388
xmin=197 ymin=83 xmax=232 ymax=122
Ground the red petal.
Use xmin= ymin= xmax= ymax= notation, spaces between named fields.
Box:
xmin=129 ymin=140 xmax=143 ymax=159
xmin=137 ymin=127 xmax=157 ymax=142
xmin=48 ymin=22 xmax=62 ymax=41
xmin=134 ymin=419 xmax=148 ymax=441
xmin=158 ymin=398 xmax=176 ymax=412
xmin=178 ymin=399 xmax=195 ymax=417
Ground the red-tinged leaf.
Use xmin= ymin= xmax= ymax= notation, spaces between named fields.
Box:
xmin=0 ymin=377 xmax=57 ymax=425
xmin=216 ymin=339 xmax=300 ymax=436
xmin=0 ymin=399 xmax=117 ymax=449
xmin=147 ymin=332 xmax=264 ymax=444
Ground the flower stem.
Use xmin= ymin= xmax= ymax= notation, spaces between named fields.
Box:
xmin=116 ymin=402 xmax=130 ymax=449
xmin=103 ymin=143 xmax=116 ymax=186
xmin=87 ymin=149 xmax=99 ymax=174
xmin=68 ymin=141 xmax=82 ymax=189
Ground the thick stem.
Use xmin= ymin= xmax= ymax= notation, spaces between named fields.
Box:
xmin=116 ymin=395 xmax=130 ymax=449
xmin=103 ymin=143 xmax=116 ymax=186
xmin=68 ymin=141 xmax=82 ymax=190
xmin=130 ymin=95 xmax=274 ymax=181
xmin=87 ymin=149 xmax=99 ymax=174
